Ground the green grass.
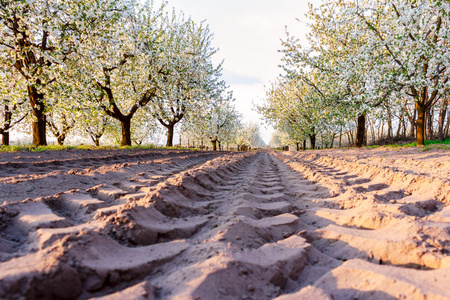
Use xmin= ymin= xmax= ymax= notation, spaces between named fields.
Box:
xmin=422 ymin=140 xmax=450 ymax=151
xmin=164 ymin=146 xmax=201 ymax=151
xmin=384 ymin=143 xmax=404 ymax=148
xmin=366 ymin=145 xmax=380 ymax=149
xmin=424 ymin=138 xmax=450 ymax=145
xmin=0 ymin=144 xmax=204 ymax=153
xmin=401 ymin=138 xmax=450 ymax=150
xmin=364 ymin=138 xmax=450 ymax=151
xmin=0 ymin=144 xmax=109 ymax=152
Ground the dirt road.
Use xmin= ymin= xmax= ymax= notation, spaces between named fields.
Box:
xmin=0 ymin=148 xmax=449 ymax=299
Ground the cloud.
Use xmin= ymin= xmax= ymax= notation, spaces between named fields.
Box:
xmin=222 ymin=69 xmax=263 ymax=86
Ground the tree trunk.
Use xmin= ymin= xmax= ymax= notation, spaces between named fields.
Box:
xmin=88 ymin=132 xmax=102 ymax=146
xmin=57 ymin=134 xmax=66 ymax=146
xmin=438 ymin=102 xmax=447 ymax=141
xmin=377 ymin=122 xmax=383 ymax=141
xmin=356 ymin=113 xmax=366 ymax=148
xmin=416 ymin=103 xmax=426 ymax=146
xmin=120 ymin=117 xmax=132 ymax=146
xmin=296 ymin=142 xmax=300 ymax=151
xmin=445 ymin=110 xmax=450 ymax=138
xmin=409 ymin=108 xmax=416 ymax=138
xmin=309 ymin=134 xmax=316 ymax=150
xmin=370 ymin=121 xmax=376 ymax=144
xmin=2 ymin=105 xmax=12 ymax=146
xmin=330 ymin=134 xmax=335 ymax=148
xmin=1 ymin=130 xmax=9 ymax=146
xmin=32 ymin=113 xmax=47 ymax=147
xmin=387 ymin=109 xmax=393 ymax=143
xmin=401 ymin=110 xmax=407 ymax=138
xmin=346 ymin=131 xmax=353 ymax=146
xmin=29 ymin=86 xmax=47 ymax=146
xmin=165 ymin=124 xmax=175 ymax=147
xmin=396 ymin=113 xmax=403 ymax=140
xmin=302 ymin=140 xmax=306 ymax=151
xmin=427 ymin=108 xmax=434 ymax=140
xmin=402 ymin=118 xmax=407 ymax=137
xmin=211 ymin=138 xmax=217 ymax=151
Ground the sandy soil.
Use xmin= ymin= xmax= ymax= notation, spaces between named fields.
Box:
xmin=0 ymin=147 xmax=449 ymax=299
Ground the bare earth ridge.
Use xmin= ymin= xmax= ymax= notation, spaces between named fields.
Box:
xmin=0 ymin=147 xmax=449 ymax=299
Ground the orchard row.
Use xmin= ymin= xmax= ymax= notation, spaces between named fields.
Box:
xmin=260 ymin=0 xmax=450 ymax=148
xmin=0 ymin=0 xmax=263 ymax=149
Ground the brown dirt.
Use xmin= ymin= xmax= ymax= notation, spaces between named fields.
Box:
xmin=0 ymin=147 xmax=449 ymax=299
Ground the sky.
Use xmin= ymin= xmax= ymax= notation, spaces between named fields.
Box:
xmin=159 ymin=0 xmax=322 ymax=144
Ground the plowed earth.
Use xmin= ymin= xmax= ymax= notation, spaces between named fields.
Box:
xmin=0 ymin=148 xmax=449 ymax=299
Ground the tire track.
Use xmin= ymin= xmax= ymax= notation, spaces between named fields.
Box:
xmin=0 ymin=151 xmax=259 ymax=299
xmin=1 ymin=148 xmax=449 ymax=299
xmin=273 ymin=150 xmax=450 ymax=299
xmin=0 ymin=151 xmax=224 ymax=265
xmin=149 ymin=152 xmax=310 ymax=300
xmin=0 ymin=151 xmax=309 ymax=299
xmin=0 ymin=151 xmax=220 ymax=203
